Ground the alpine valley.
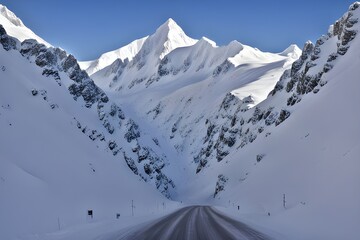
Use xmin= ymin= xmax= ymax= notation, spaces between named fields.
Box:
xmin=0 ymin=2 xmax=359 ymax=240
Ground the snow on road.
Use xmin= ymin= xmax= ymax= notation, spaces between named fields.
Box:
xmin=104 ymin=206 xmax=272 ymax=240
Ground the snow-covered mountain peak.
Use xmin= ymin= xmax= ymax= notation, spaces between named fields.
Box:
xmin=156 ymin=18 xmax=185 ymax=37
xmin=161 ymin=18 xmax=180 ymax=29
xmin=80 ymin=19 xmax=196 ymax=76
xmin=198 ymin=36 xmax=217 ymax=47
xmin=280 ymin=44 xmax=301 ymax=56
xmin=228 ymin=40 xmax=244 ymax=49
xmin=0 ymin=4 xmax=50 ymax=46
xmin=279 ymin=44 xmax=302 ymax=58
xmin=0 ymin=4 xmax=24 ymax=27
xmin=79 ymin=36 xmax=148 ymax=75
xmin=150 ymin=18 xmax=197 ymax=59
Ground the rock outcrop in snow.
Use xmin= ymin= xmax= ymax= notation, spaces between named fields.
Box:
xmin=271 ymin=2 xmax=359 ymax=99
xmin=195 ymin=2 xmax=360 ymax=172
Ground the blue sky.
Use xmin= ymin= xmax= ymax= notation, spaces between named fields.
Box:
xmin=0 ymin=0 xmax=356 ymax=60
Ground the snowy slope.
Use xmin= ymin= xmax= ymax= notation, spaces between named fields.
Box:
xmin=176 ymin=2 xmax=360 ymax=239
xmin=79 ymin=36 xmax=148 ymax=76
xmin=0 ymin=23 xmax=179 ymax=239
xmin=0 ymin=4 xmax=50 ymax=46
xmin=87 ymin=19 xmax=300 ymax=186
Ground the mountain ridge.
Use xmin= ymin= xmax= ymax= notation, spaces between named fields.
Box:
xmin=0 ymin=4 xmax=50 ymax=46
xmin=0 ymin=4 xmax=24 ymax=27
xmin=82 ymin=18 xmax=300 ymax=91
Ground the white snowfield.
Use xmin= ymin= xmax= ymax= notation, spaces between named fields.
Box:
xmin=79 ymin=36 xmax=148 ymax=76
xmin=0 ymin=4 xmax=50 ymax=46
xmin=0 ymin=36 xmax=178 ymax=240
xmin=1 ymin=2 xmax=360 ymax=240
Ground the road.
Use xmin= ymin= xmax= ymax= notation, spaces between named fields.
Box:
xmin=113 ymin=206 xmax=272 ymax=240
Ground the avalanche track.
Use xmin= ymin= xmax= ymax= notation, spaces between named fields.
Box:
xmin=107 ymin=206 xmax=271 ymax=240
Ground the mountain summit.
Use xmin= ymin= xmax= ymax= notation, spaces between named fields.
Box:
xmin=80 ymin=18 xmax=196 ymax=78
xmin=136 ymin=18 xmax=197 ymax=61
xmin=156 ymin=18 xmax=185 ymax=36
xmin=153 ymin=18 xmax=197 ymax=59
xmin=279 ymin=44 xmax=302 ymax=58
xmin=0 ymin=4 xmax=24 ymax=27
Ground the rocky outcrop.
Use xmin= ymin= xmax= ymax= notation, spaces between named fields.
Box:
xmin=213 ymin=174 xmax=228 ymax=198
xmin=20 ymin=39 xmax=109 ymax=108
xmin=194 ymin=3 xmax=360 ymax=173
xmin=279 ymin=3 xmax=358 ymax=99
xmin=194 ymin=91 xmax=287 ymax=172
xmin=0 ymin=25 xmax=18 ymax=50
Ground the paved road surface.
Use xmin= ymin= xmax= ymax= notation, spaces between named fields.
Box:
xmin=113 ymin=206 xmax=272 ymax=240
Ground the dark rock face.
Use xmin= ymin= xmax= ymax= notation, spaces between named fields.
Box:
xmin=0 ymin=25 xmax=18 ymax=51
xmin=20 ymin=39 xmax=46 ymax=57
xmin=213 ymin=60 xmax=232 ymax=77
xmin=275 ymin=110 xmax=291 ymax=126
xmin=35 ymin=50 xmax=57 ymax=67
xmin=0 ymin=25 xmax=6 ymax=36
xmin=256 ymin=154 xmax=265 ymax=162
xmin=138 ymin=147 xmax=149 ymax=162
xmin=144 ymin=164 xmax=152 ymax=175
xmin=287 ymin=94 xmax=300 ymax=106
xmin=62 ymin=55 xmax=78 ymax=72
xmin=31 ymin=89 xmax=38 ymax=96
xmin=342 ymin=28 xmax=357 ymax=46
xmin=18 ymin=39 xmax=108 ymax=108
xmin=158 ymin=56 xmax=170 ymax=76
xmin=286 ymin=41 xmax=315 ymax=93
xmin=42 ymin=69 xmax=60 ymax=80
xmin=42 ymin=69 xmax=61 ymax=86
xmin=196 ymin=159 xmax=208 ymax=174
xmin=0 ymin=35 xmax=17 ymax=51
xmin=269 ymin=69 xmax=290 ymax=96
xmin=214 ymin=174 xmax=228 ymax=198
xmin=157 ymin=55 xmax=192 ymax=79
xmin=124 ymin=153 xmax=138 ymax=175
xmin=124 ymin=119 xmax=140 ymax=143
xmin=281 ymin=4 xmax=359 ymax=100
xmin=350 ymin=2 xmax=360 ymax=11
xmin=220 ymin=93 xmax=238 ymax=111
xmin=147 ymin=103 xmax=163 ymax=119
